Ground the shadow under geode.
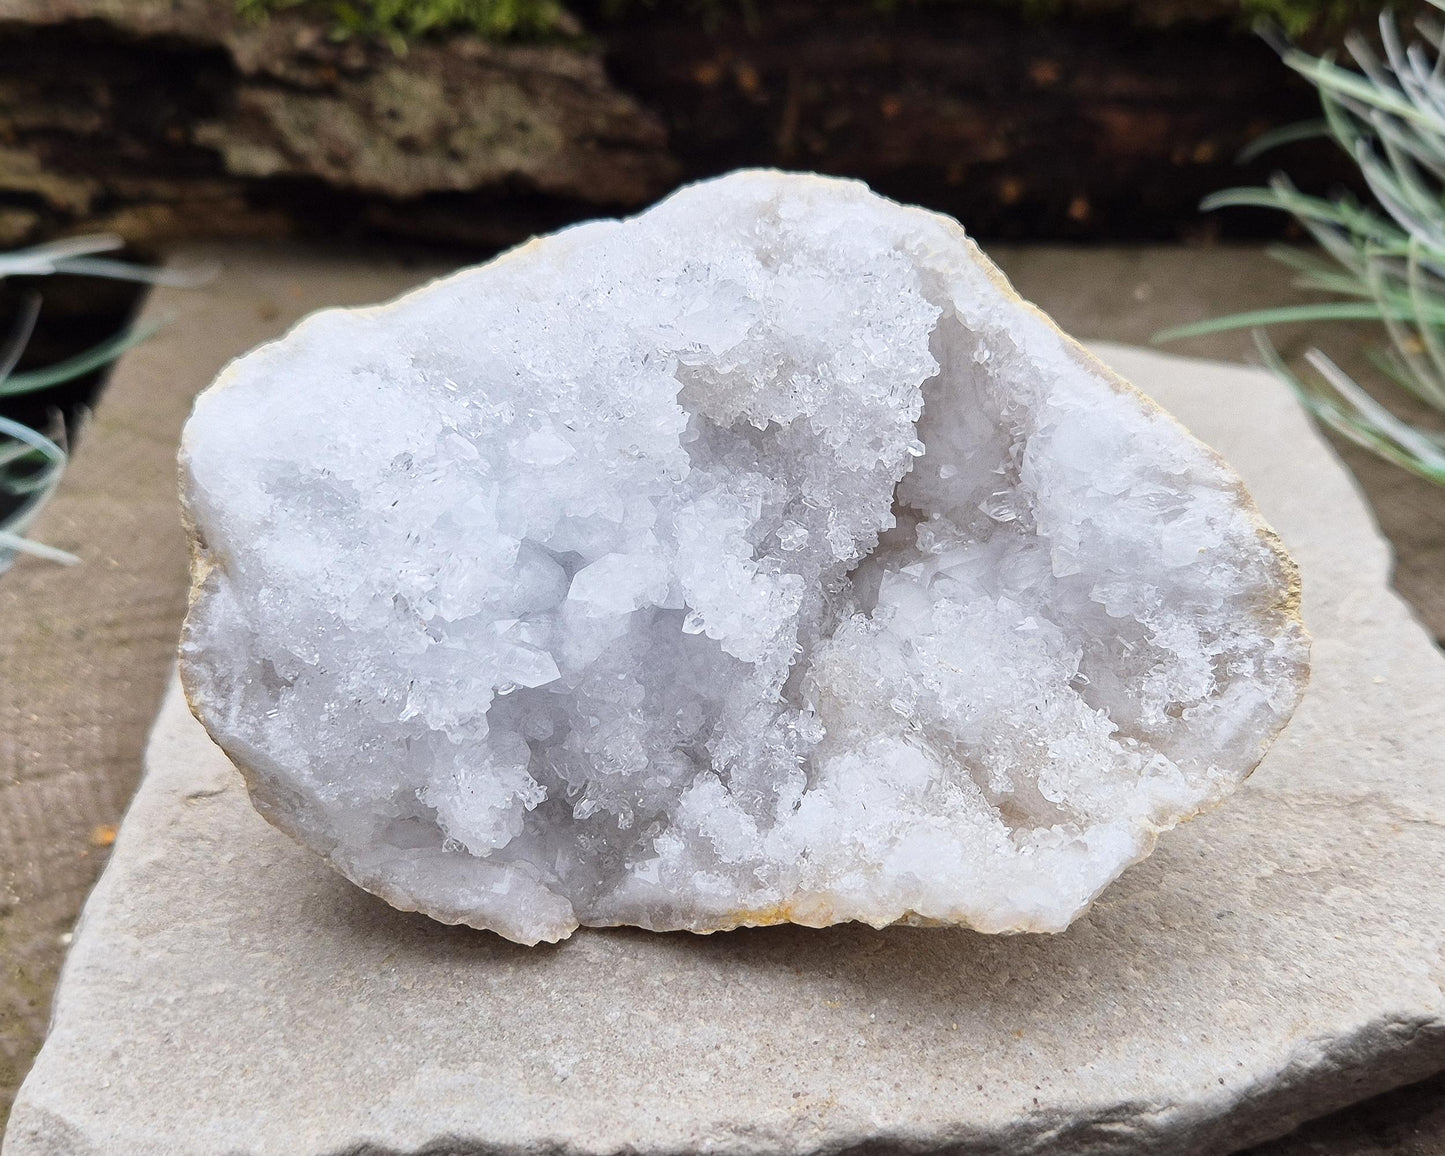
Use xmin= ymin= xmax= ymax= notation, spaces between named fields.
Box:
xmin=310 ymin=783 xmax=1360 ymax=1036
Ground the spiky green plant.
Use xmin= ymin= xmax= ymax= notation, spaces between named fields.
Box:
xmin=1156 ymin=3 xmax=1445 ymax=484
xmin=0 ymin=237 xmax=188 ymax=573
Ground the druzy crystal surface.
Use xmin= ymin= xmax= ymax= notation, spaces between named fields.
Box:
xmin=180 ymin=171 xmax=1309 ymax=945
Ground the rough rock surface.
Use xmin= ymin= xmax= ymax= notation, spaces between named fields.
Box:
xmin=6 ymin=344 xmax=1445 ymax=1156
xmin=0 ymin=0 xmax=1346 ymax=247
xmin=178 ymin=172 xmax=1308 ymax=946
xmin=0 ymin=0 xmax=676 ymax=247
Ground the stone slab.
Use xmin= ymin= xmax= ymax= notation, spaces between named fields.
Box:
xmin=6 ymin=341 xmax=1445 ymax=1156
xmin=0 ymin=245 xmax=445 ymax=1130
xmin=6 ymin=244 xmax=1445 ymax=1150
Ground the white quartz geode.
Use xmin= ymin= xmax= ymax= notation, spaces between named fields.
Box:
xmin=179 ymin=170 xmax=1309 ymax=946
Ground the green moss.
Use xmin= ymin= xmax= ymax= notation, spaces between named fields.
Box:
xmin=235 ymin=0 xmax=575 ymax=43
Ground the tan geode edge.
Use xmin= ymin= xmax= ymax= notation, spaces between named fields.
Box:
xmin=176 ymin=170 xmax=1310 ymax=943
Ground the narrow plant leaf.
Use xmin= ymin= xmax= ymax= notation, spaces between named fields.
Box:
xmin=0 ymin=528 xmax=79 ymax=566
xmin=0 ymin=292 xmax=41 ymax=382
xmin=1152 ymin=300 xmax=1441 ymax=343
xmin=1237 ymin=119 xmax=1329 ymax=162
xmin=0 ymin=235 xmax=124 ymax=279
xmin=1255 ymin=332 xmax=1445 ymax=483
xmin=1404 ymin=240 xmax=1445 ymax=406
xmin=0 ymin=415 xmax=66 ymax=464
xmin=0 ymin=320 xmax=161 ymax=396
xmin=1365 ymin=244 xmax=1445 ymax=404
xmin=0 ymin=439 xmax=43 ymax=470
xmin=1285 ymin=51 xmax=1434 ymax=125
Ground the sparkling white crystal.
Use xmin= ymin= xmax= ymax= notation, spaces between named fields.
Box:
xmin=179 ymin=170 xmax=1309 ymax=945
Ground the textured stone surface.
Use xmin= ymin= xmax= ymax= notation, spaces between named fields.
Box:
xmin=6 ymin=343 xmax=1444 ymax=1156
xmin=0 ymin=245 xmax=444 ymax=1133
xmin=179 ymin=173 xmax=1307 ymax=946
xmin=0 ymin=0 xmax=1347 ymax=249
xmin=4 ymin=242 xmax=1443 ymax=1149
xmin=0 ymin=0 xmax=675 ymax=247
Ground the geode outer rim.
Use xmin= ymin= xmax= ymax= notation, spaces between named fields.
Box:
xmin=176 ymin=169 xmax=1310 ymax=944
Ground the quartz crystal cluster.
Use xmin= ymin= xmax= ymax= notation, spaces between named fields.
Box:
xmin=180 ymin=171 xmax=1309 ymax=945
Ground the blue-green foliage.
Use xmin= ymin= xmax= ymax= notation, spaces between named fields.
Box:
xmin=1157 ymin=3 xmax=1445 ymax=485
xmin=0 ymin=239 xmax=177 ymax=572
xmin=236 ymin=0 xmax=573 ymax=42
